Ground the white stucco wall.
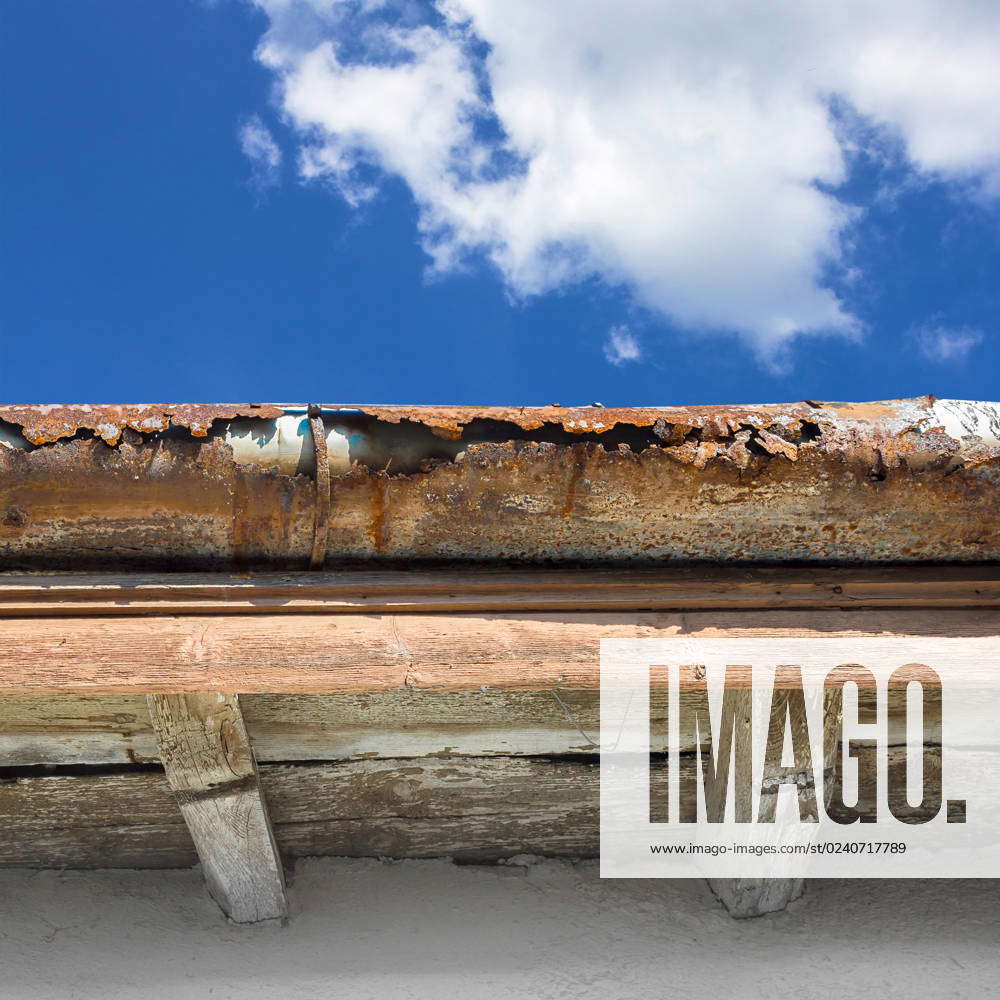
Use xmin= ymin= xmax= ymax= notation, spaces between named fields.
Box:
xmin=2 ymin=859 xmax=996 ymax=999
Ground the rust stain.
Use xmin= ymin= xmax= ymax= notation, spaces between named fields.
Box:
xmin=355 ymin=403 xmax=812 ymax=439
xmin=755 ymin=429 xmax=799 ymax=462
xmin=231 ymin=465 xmax=253 ymax=566
xmin=0 ymin=396 xmax=947 ymax=458
xmin=368 ymin=475 xmax=389 ymax=554
xmin=0 ymin=403 xmax=284 ymax=446
xmin=352 ymin=397 xmax=938 ymax=441
xmin=561 ymin=447 xmax=589 ymax=518
xmin=0 ymin=396 xmax=996 ymax=568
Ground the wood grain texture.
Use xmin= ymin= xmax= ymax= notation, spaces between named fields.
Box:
xmin=265 ymin=757 xmax=599 ymax=860
xmin=0 ymin=825 xmax=198 ymax=870
xmin=0 ymin=751 xmax=961 ymax=869
xmin=0 ymin=695 xmax=157 ymax=765
xmin=1 ymin=686 xmax=927 ymax=766
xmin=0 ymin=757 xmax=599 ymax=866
xmin=0 ymin=566 xmax=997 ymax=617
xmin=0 ymin=766 xmax=195 ymax=868
xmin=147 ymin=693 xmax=287 ymax=922
xmin=2 ymin=608 xmax=997 ymax=695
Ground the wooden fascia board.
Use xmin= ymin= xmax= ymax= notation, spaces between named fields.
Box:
xmin=1 ymin=607 xmax=997 ymax=696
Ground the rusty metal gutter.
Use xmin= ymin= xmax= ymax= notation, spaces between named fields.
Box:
xmin=0 ymin=397 xmax=997 ymax=569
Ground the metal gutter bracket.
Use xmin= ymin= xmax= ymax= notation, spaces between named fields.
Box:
xmin=307 ymin=404 xmax=331 ymax=569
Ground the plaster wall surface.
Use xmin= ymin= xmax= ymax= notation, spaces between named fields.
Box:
xmin=1 ymin=859 xmax=996 ymax=999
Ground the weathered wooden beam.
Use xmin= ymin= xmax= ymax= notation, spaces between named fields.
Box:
xmin=1 ymin=690 xmax=602 ymax=766
xmin=2 ymin=572 xmax=993 ymax=922
xmin=1 ymin=750 xmax=962 ymax=869
xmin=0 ymin=694 xmax=158 ymax=766
xmin=0 ymin=757 xmax=600 ymax=866
xmin=1 ymin=685 xmax=930 ymax=767
xmin=1 ymin=608 xmax=996 ymax=695
xmin=146 ymin=693 xmax=287 ymax=923
xmin=0 ymin=566 xmax=996 ymax=617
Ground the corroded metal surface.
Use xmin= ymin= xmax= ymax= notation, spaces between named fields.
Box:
xmin=0 ymin=397 xmax=997 ymax=569
xmin=357 ymin=401 xmax=838 ymax=440
xmin=0 ymin=404 xmax=284 ymax=446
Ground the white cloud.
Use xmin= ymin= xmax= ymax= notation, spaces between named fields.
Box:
xmin=250 ymin=1 xmax=1000 ymax=360
xmin=914 ymin=322 xmax=984 ymax=362
xmin=239 ymin=115 xmax=283 ymax=188
xmin=604 ymin=326 xmax=642 ymax=367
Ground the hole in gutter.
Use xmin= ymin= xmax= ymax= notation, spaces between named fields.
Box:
xmin=0 ymin=419 xmax=37 ymax=451
xmin=0 ymin=412 xmax=821 ymax=472
xmin=799 ymin=420 xmax=823 ymax=442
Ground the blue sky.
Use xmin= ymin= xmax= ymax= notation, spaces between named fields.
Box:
xmin=1 ymin=0 xmax=997 ymax=405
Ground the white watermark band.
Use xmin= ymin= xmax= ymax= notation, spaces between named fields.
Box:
xmin=600 ymin=637 xmax=1000 ymax=878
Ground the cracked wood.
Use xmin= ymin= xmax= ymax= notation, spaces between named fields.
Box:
xmin=0 ymin=750 xmax=967 ymax=869
xmin=1 ymin=687 xmax=934 ymax=766
xmin=0 ymin=609 xmax=996 ymax=695
xmin=147 ymin=693 xmax=287 ymax=923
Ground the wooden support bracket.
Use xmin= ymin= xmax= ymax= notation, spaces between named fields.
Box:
xmin=146 ymin=693 xmax=288 ymax=923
